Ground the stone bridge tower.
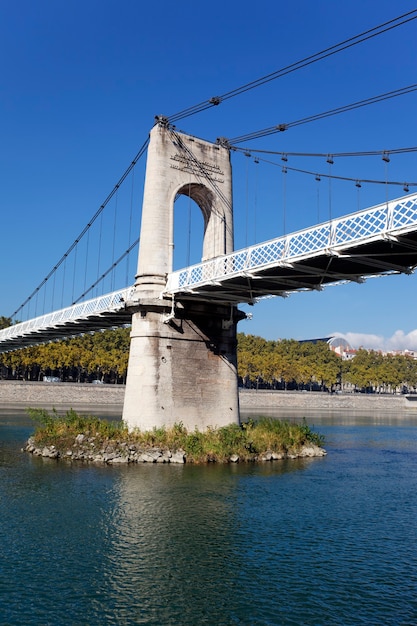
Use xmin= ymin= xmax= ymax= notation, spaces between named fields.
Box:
xmin=122 ymin=120 xmax=243 ymax=431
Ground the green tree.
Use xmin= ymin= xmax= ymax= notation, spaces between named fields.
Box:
xmin=0 ymin=316 xmax=12 ymax=330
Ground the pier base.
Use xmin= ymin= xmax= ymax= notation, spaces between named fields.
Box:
xmin=122 ymin=299 xmax=244 ymax=431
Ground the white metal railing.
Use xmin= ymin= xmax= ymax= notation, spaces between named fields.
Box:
xmin=3 ymin=192 xmax=417 ymax=348
xmin=0 ymin=286 xmax=135 ymax=343
xmin=165 ymin=192 xmax=417 ymax=292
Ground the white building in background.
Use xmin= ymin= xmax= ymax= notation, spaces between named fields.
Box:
xmin=382 ymin=349 xmax=417 ymax=359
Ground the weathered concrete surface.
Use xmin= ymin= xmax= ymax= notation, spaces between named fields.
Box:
xmin=123 ymin=300 xmax=243 ymax=431
xmin=1 ymin=381 xmax=416 ymax=416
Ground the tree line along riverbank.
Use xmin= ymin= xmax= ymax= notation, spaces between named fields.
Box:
xmin=2 ymin=324 xmax=417 ymax=394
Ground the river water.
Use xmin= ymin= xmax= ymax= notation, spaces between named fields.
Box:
xmin=1 ymin=408 xmax=417 ymax=626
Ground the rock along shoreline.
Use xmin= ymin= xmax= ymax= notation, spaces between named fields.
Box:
xmin=23 ymin=434 xmax=326 ymax=465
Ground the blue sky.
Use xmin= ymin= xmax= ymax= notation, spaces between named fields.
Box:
xmin=2 ymin=0 xmax=417 ymax=350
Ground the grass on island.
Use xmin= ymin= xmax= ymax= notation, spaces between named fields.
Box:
xmin=26 ymin=407 xmax=325 ymax=464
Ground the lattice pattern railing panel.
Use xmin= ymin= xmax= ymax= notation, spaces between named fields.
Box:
xmin=334 ymin=208 xmax=387 ymax=244
xmin=248 ymin=240 xmax=286 ymax=267
xmin=287 ymin=225 xmax=330 ymax=257
xmin=166 ymin=192 xmax=417 ymax=292
xmin=392 ymin=197 xmax=417 ymax=229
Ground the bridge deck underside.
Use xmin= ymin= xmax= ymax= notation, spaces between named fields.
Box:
xmin=174 ymin=231 xmax=417 ymax=304
xmin=0 ymin=310 xmax=133 ymax=352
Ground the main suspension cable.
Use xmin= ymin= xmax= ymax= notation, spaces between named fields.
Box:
xmin=10 ymin=137 xmax=149 ymax=320
xmin=227 ymin=84 xmax=417 ymax=144
xmin=72 ymin=239 xmax=139 ymax=305
xmin=166 ymin=10 xmax=417 ymax=124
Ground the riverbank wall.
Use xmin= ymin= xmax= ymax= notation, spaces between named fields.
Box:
xmin=0 ymin=381 xmax=125 ymax=414
xmin=239 ymin=388 xmax=417 ymax=414
xmin=1 ymin=380 xmax=417 ymax=415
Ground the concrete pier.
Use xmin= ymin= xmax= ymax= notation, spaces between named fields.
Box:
xmin=122 ymin=122 xmax=242 ymax=431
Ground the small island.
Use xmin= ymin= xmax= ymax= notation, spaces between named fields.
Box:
xmin=24 ymin=408 xmax=326 ymax=464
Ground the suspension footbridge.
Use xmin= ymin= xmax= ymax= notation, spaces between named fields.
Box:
xmin=2 ymin=125 xmax=417 ymax=430
xmin=1 ymin=189 xmax=417 ymax=353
